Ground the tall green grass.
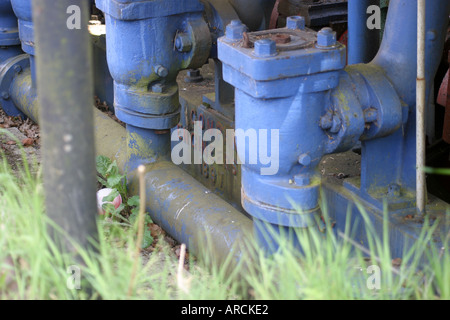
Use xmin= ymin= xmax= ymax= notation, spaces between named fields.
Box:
xmin=0 ymin=132 xmax=448 ymax=299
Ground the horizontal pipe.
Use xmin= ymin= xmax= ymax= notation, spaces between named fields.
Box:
xmin=95 ymin=109 xmax=255 ymax=266
xmin=348 ymin=0 xmax=380 ymax=64
xmin=10 ymin=66 xmax=38 ymax=122
xmin=9 ymin=84 xmax=253 ymax=265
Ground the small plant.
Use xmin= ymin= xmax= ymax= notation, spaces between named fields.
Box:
xmin=96 ymin=155 xmax=127 ymax=200
xmin=96 ymin=155 xmax=153 ymax=249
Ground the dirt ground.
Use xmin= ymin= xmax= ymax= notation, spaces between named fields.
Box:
xmin=0 ymin=108 xmax=41 ymax=174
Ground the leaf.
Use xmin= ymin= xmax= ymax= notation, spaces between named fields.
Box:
xmin=97 ymin=175 xmax=107 ymax=187
xmin=96 ymin=155 xmax=112 ymax=177
xmin=21 ymin=138 xmax=34 ymax=147
xmin=102 ymin=189 xmax=120 ymax=203
xmin=128 ymin=212 xmax=138 ymax=226
xmin=142 ymin=229 xmax=154 ymax=249
xmin=106 ymin=160 xmax=119 ymax=177
xmin=127 ymin=195 xmax=140 ymax=207
xmin=102 ymin=203 xmax=116 ymax=216
xmin=106 ymin=174 xmax=124 ymax=189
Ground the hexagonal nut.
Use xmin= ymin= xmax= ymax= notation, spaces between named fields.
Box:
xmin=330 ymin=115 xmax=342 ymax=133
xmin=175 ymin=33 xmax=192 ymax=52
xmin=298 ymin=154 xmax=311 ymax=167
xmin=294 ymin=174 xmax=310 ymax=186
xmin=155 ymin=65 xmax=168 ymax=78
xmin=286 ymin=16 xmax=305 ymax=30
xmin=152 ymin=83 xmax=164 ymax=93
xmin=317 ymin=27 xmax=337 ymax=47
xmin=226 ymin=20 xmax=246 ymax=41
xmin=254 ymin=39 xmax=277 ymax=57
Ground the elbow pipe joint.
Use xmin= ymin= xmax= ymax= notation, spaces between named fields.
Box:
xmin=322 ymin=64 xmax=407 ymax=155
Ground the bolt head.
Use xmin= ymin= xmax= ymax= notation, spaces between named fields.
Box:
xmin=152 ymin=83 xmax=164 ymax=93
xmin=294 ymin=174 xmax=310 ymax=186
xmin=320 ymin=112 xmax=333 ymax=130
xmin=330 ymin=115 xmax=342 ymax=133
xmin=226 ymin=20 xmax=246 ymax=41
xmin=155 ymin=65 xmax=168 ymax=78
xmin=175 ymin=33 xmax=192 ymax=52
xmin=1 ymin=91 xmax=9 ymax=100
xmin=298 ymin=154 xmax=311 ymax=166
xmin=286 ymin=16 xmax=305 ymax=30
xmin=317 ymin=27 xmax=337 ymax=47
xmin=364 ymin=108 xmax=378 ymax=123
xmin=13 ymin=65 xmax=22 ymax=74
xmin=185 ymin=69 xmax=203 ymax=83
xmin=388 ymin=184 xmax=401 ymax=197
xmin=254 ymin=39 xmax=277 ymax=57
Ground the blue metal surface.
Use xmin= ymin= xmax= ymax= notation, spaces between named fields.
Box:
xmin=219 ymin=25 xmax=347 ymax=250
xmin=347 ymin=0 xmax=380 ymax=64
xmin=96 ymin=0 xmax=210 ymax=134
xmin=0 ymin=0 xmax=21 ymax=62
xmin=10 ymin=0 xmax=33 ymax=55
xmin=219 ymin=0 xmax=450 ymax=252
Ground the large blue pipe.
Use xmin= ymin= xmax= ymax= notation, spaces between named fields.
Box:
xmin=348 ymin=0 xmax=380 ymax=65
xmin=371 ymin=0 xmax=450 ymax=191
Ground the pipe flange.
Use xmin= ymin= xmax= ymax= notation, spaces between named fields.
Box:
xmin=114 ymin=105 xmax=181 ymax=130
xmin=0 ymin=28 xmax=20 ymax=46
xmin=0 ymin=54 xmax=30 ymax=117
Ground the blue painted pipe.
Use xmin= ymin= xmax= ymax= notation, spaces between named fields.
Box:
xmin=0 ymin=0 xmax=22 ymax=62
xmin=369 ymin=0 xmax=450 ymax=192
xmin=348 ymin=0 xmax=380 ymax=65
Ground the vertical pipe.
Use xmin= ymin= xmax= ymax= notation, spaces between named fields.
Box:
xmin=33 ymin=0 xmax=98 ymax=251
xmin=416 ymin=0 xmax=427 ymax=215
xmin=348 ymin=0 xmax=380 ymax=64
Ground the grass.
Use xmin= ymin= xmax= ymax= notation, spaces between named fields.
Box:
xmin=0 ymin=135 xmax=448 ymax=300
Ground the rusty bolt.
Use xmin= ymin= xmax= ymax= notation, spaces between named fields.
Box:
xmin=271 ymin=34 xmax=291 ymax=44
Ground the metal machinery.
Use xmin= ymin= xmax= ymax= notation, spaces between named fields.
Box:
xmin=0 ymin=0 xmax=449 ymax=261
